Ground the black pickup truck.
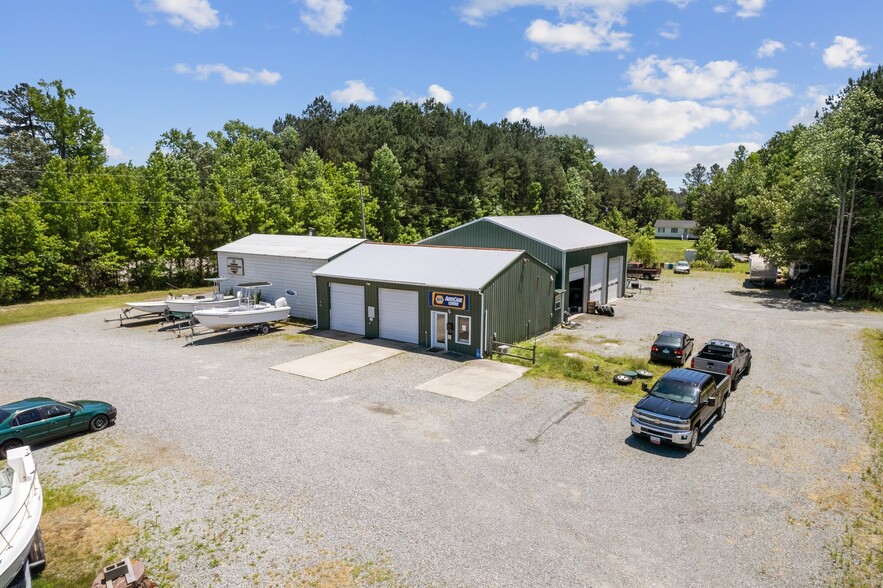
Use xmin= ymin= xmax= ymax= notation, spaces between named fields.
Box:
xmin=690 ymin=339 xmax=751 ymax=390
xmin=630 ymin=368 xmax=731 ymax=452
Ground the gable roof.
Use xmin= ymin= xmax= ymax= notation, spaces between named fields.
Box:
xmin=214 ymin=234 xmax=366 ymax=261
xmin=427 ymin=214 xmax=628 ymax=252
xmin=313 ymin=243 xmax=547 ymax=290
xmin=654 ymin=219 xmax=698 ymax=229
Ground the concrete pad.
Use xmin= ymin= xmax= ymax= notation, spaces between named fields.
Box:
xmin=416 ymin=359 xmax=529 ymax=402
xmin=271 ymin=342 xmax=405 ymax=381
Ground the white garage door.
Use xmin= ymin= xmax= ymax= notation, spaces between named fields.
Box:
xmin=379 ymin=288 xmax=419 ymax=344
xmin=607 ymin=256 xmax=623 ymax=302
xmin=590 ymin=253 xmax=607 ymax=302
xmin=330 ymin=283 xmax=365 ymax=336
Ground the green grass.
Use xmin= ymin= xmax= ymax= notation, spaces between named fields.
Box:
xmin=0 ymin=288 xmax=207 ymax=327
xmin=831 ymin=329 xmax=883 ymax=586
xmin=652 ymin=238 xmax=749 ymax=275
xmin=653 ymin=238 xmax=696 ymax=263
xmin=499 ymin=337 xmax=660 ymax=398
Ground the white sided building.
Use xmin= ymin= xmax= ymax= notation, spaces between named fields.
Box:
xmin=214 ymin=234 xmax=365 ymax=321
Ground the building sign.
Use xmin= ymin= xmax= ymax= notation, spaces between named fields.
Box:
xmin=429 ymin=291 xmax=469 ymax=310
xmin=226 ymin=257 xmax=244 ymax=276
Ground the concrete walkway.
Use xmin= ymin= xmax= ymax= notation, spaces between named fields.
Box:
xmin=416 ymin=359 xmax=529 ymax=402
xmin=271 ymin=341 xmax=405 ymax=381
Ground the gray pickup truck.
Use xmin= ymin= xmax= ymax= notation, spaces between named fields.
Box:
xmin=630 ymin=367 xmax=732 ymax=452
xmin=690 ymin=339 xmax=751 ymax=390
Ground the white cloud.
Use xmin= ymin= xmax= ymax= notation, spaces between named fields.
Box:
xmin=734 ymin=0 xmax=765 ymax=18
xmin=330 ymin=80 xmax=376 ymax=104
xmin=457 ymin=1 xmax=695 ymax=26
xmin=788 ymin=86 xmax=830 ymax=127
xmin=713 ymin=4 xmax=728 ymax=13
xmin=427 ymin=84 xmax=454 ymax=105
xmin=756 ymin=39 xmax=784 ymax=58
xmin=174 ymin=63 xmax=282 ymax=85
xmin=102 ymin=136 xmax=126 ymax=161
xmin=301 ymin=0 xmax=350 ymax=36
xmin=525 ymin=18 xmax=630 ymax=53
xmin=658 ymin=20 xmax=679 ymax=40
xmin=823 ymin=36 xmax=870 ymax=69
xmin=597 ymin=141 xmax=760 ymax=179
xmin=145 ymin=0 xmax=220 ymax=31
xmin=627 ymin=55 xmax=792 ymax=107
xmin=507 ymin=95 xmax=749 ymax=145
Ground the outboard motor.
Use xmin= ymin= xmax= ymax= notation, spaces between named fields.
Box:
xmin=274 ymin=297 xmax=289 ymax=308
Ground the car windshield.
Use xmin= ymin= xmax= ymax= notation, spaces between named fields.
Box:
xmin=655 ymin=336 xmax=682 ymax=347
xmin=677 ymin=262 xmax=689 ymax=267
xmin=0 ymin=409 xmax=10 ymax=423
xmin=0 ymin=467 xmax=14 ymax=500
xmin=650 ymin=380 xmax=699 ymax=404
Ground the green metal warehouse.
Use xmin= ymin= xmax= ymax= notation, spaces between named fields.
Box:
xmin=419 ymin=214 xmax=629 ymax=317
xmin=312 ymin=243 xmax=557 ymax=357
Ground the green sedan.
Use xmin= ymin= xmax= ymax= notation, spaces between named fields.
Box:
xmin=0 ymin=397 xmax=117 ymax=458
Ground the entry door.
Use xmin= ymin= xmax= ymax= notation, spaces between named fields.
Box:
xmin=590 ymin=253 xmax=607 ymax=303
xmin=431 ymin=311 xmax=447 ymax=350
xmin=607 ymin=256 xmax=623 ymax=302
xmin=330 ymin=283 xmax=365 ymax=336
xmin=378 ymin=288 xmax=419 ymax=344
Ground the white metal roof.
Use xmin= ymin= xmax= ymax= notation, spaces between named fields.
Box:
xmin=454 ymin=214 xmax=627 ymax=251
xmin=214 ymin=234 xmax=366 ymax=261
xmin=313 ymin=243 xmax=530 ymax=290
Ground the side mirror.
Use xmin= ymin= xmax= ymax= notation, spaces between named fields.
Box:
xmin=706 ymin=397 xmax=716 ymax=406
xmin=641 ymin=383 xmax=649 ymax=392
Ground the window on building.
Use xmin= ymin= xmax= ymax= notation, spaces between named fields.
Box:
xmin=670 ymin=227 xmax=678 ymax=233
xmin=455 ymin=316 xmax=471 ymax=345
xmin=554 ymin=293 xmax=562 ymax=311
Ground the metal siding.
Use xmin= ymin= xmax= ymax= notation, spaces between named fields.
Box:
xmin=216 ymin=253 xmax=322 ymax=319
xmin=485 ymin=255 xmax=556 ymax=347
xmin=607 ymin=256 xmax=623 ymax=302
xmin=421 ymin=221 xmax=563 ymax=283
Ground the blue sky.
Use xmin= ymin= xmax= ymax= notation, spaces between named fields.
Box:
xmin=3 ymin=0 xmax=879 ymax=186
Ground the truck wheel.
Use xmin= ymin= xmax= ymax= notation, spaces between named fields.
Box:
xmin=717 ymin=398 xmax=727 ymax=419
xmin=613 ymin=374 xmax=633 ymax=386
xmin=743 ymin=361 xmax=751 ymax=376
xmin=731 ymin=376 xmax=738 ymax=391
xmin=687 ymin=426 xmax=699 ymax=452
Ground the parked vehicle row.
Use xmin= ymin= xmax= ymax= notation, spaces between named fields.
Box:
xmin=638 ymin=332 xmax=752 ymax=452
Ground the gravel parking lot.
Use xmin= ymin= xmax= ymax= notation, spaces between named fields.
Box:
xmin=2 ymin=272 xmax=882 ymax=587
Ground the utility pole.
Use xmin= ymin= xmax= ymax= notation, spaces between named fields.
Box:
xmin=358 ymin=180 xmax=367 ymax=239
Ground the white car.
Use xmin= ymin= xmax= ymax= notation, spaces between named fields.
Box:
xmin=674 ymin=260 xmax=691 ymax=274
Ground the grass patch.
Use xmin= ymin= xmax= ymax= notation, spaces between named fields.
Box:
xmin=831 ymin=329 xmax=883 ymax=586
xmin=500 ymin=339 xmax=660 ymax=398
xmin=652 ymin=239 xmax=749 ymax=275
xmin=0 ymin=288 xmax=207 ymax=327
xmin=32 ymin=481 xmax=139 ymax=588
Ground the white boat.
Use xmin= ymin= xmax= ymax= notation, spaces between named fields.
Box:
xmin=0 ymin=447 xmax=44 ymax=588
xmin=124 ymin=300 xmax=168 ymax=315
xmin=165 ymin=278 xmax=239 ymax=318
xmin=191 ymin=282 xmax=290 ymax=332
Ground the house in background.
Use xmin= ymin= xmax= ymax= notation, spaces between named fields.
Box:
xmin=654 ymin=219 xmax=699 ymax=240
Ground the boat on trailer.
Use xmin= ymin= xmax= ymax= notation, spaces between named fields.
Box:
xmin=165 ymin=278 xmax=239 ymax=318
xmin=191 ymin=282 xmax=290 ymax=334
xmin=0 ymin=446 xmax=45 ymax=588
xmin=123 ymin=300 xmax=168 ymax=315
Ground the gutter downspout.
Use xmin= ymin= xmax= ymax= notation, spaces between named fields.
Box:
xmin=560 ymin=250 xmax=567 ymax=324
xmin=479 ymin=290 xmax=485 ymax=359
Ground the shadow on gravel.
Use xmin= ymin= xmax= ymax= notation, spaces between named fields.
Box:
xmin=624 ymin=434 xmax=690 ymax=459
xmin=726 ymin=287 xmax=850 ymax=313
xmin=184 ymin=328 xmax=276 ymax=346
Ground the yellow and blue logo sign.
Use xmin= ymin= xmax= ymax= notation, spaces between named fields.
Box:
xmin=430 ymin=291 xmax=469 ymax=310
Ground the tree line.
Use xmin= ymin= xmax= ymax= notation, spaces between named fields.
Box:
xmin=1 ymin=68 xmax=881 ymax=304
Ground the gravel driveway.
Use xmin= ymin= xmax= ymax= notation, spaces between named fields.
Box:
xmin=2 ymin=272 xmax=881 ymax=587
